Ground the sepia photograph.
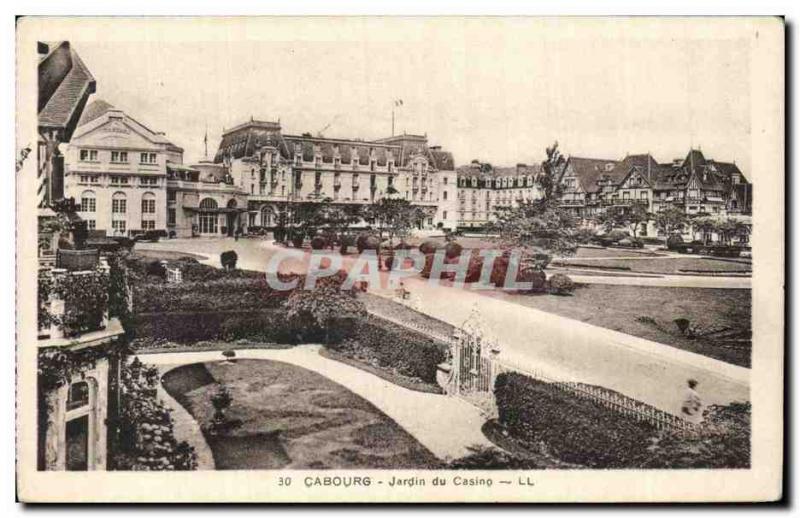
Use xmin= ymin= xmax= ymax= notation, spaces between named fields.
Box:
xmin=14 ymin=15 xmax=784 ymax=503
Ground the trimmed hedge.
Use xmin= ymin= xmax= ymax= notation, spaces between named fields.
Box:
xmin=133 ymin=310 xmax=302 ymax=345
xmin=133 ymin=278 xmax=292 ymax=313
xmin=494 ymin=372 xmax=656 ymax=468
xmin=330 ymin=316 xmax=447 ymax=384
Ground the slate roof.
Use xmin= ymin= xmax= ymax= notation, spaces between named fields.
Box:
xmin=77 ymin=98 xmax=114 ymax=127
xmin=565 ymin=157 xmax=621 ymax=193
xmin=38 ymin=42 xmax=96 ymax=141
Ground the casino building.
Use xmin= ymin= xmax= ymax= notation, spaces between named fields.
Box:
xmin=214 ymin=119 xmax=459 ymax=231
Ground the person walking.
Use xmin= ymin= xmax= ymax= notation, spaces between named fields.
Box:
xmin=681 ymin=378 xmax=704 ymax=424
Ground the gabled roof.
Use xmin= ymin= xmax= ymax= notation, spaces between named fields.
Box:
xmin=73 ymin=98 xmax=184 ymax=152
xmin=683 ymin=149 xmax=707 ymax=169
xmin=707 ymin=160 xmax=748 ymax=184
xmin=77 ymin=99 xmax=115 ymax=127
xmin=564 ymin=156 xmax=621 ymax=193
xmin=38 ymin=41 xmax=96 ymax=141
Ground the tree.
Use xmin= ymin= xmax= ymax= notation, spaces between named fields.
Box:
xmin=284 ymin=279 xmax=366 ymax=345
xmin=654 ymin=206 xmax=689 ymax=241
xmin=489 ymin=142 xmax=578 ymax=260
xmin=366 ymin=197 xmax=419 ymax=247
xmin=320 ymin=204 xmax=363 ymax=250
xmin=692 ymin=216 xmax=717 ymax=245
xmin=598 ymin=201 xmax=651 ymax=239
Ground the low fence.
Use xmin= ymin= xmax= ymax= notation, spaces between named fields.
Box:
xmin=369 ymin=292 xmax=697 ymax=433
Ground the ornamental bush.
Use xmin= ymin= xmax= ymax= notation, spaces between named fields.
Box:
xmin=494 ymin=372 xmax=656 ymax=468
xmin=548 ymin=273 xmax=575 ymax=295
xmin=310 ymin=235 xmax=328 ymax=250
xmin=113 ymin=358 xmax=198 ymax=470
xmin=444 ymin=241 xmax=463 ymax=259
xmin=329 ymin=317 xmax=447 ymax=384
xmin=419 ymin=240 xmax=439 ymax=255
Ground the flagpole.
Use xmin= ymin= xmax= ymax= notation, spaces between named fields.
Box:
xmin=391 ymin=105 xmax=395 ymax=137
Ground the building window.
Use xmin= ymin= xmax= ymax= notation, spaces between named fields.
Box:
xmin=443 ymin=177 xmax=448 ymax=185
xmin=443 ymin=210 xmax=448 ymax=219
xmin=112 ymin=196 xmax=127 ymax=214
xmin=111 ymin=151 xmax=128 ymax=163
xmin=167 ymin=190 xmax=176 ymax=202
xmin=443 ymin=191 xmax=448 ymax=201
xmin=141 ymin=193 xmax=156 ymax=214
xmin=140 ymin=176 xmax=158 ymax=186
xmin=79 ymin=174 xmax=98 ymax=184
xmin=110 ymin=176 xmax=129 ymax=186
xmin=79 ymin=149 xmax=98 ymax=162
xmin=67 ymin=381 xmax=90 ymax=411
xmin=112 ymin=220 xmax=127 ymax=234
xmin=167 ymin=208 xmax=176 ymax=225
xmin=140 ymin=152 xmax=157 ymax=164
xmin=141 ymin=220 xmax=156 ymax=230
xmin=80 ymin=191 xmax=96 ymax=213
xmin=86 ymin=220 xmax=96 ymax=230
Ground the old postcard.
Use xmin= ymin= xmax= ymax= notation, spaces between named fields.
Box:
xmin=15 ymin=16 xmax=784 ymax=503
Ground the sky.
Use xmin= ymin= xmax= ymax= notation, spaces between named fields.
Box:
xmin=60 ymin=18 xmax=752 ymax=174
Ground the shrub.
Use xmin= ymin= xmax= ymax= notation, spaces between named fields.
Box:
xmin=291 ymin=234 xmax=305 ymax=248
xmin=329 ymin=317 xmax=447 ymax=384
xmin=444 ymin=241 xmax=463 ymax=259
xmin=220 ymin=250 xmax=238 ymax=270
xmin=448 ymin=445 xmax=548 ymax=470
xmin=573 ymin=228 xmax=597 ymax=245
xmin=133 ymin=309 xmax=302 ymax=344
xmin=634 ymin=402 xmax=751 ymax=469
xmin=133 ymin=278 xmax=287 ymax=313
xmin=222 ymin=350 xmax=236 ymax=358
xmin=419 ymin=240 xmax=439 ymax=255
xmin=490 ymin=254 xmax=547 ymax=291
xmin=666 ymin=234 xmax=685 ymax=249
xmin=113 ymin=358 xmax=198 ymax=470
xmin=548 ymin=273 xmax=575 ymax=295
xmin=494 ymin=372 xmax=656 ymax=468
xmin=310 ymin=235 xmax=327 ymax=250
xmin=356 ymin=233 xmax=380 ymax=253
xmin=607 ymin=229 xmax=629 ymax=243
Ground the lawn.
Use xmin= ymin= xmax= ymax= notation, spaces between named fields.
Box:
xmin=552 ymin=256 xmax=752 ymax=275
xmin=498 ymin=285 xmax=751 ymax=367
xmin=161 ymin=359 xmax=441 ymax=469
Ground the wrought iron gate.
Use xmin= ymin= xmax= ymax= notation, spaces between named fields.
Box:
xmin=445 ymin=306 xmax=501 ymax=418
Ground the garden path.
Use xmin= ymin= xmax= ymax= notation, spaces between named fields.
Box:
xmin=138 ymin=238 xmax=751 ymax=413
xmin=152 ymin=366 xmax=216 ymax=469
xmin=136 ymin=345 xmax=494 ymax=461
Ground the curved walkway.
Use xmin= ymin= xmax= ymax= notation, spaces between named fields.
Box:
xmin=152 ymin=366 xmax=216 ymax=469
xmin=136 ymin=345 xmax=493 ymax=461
